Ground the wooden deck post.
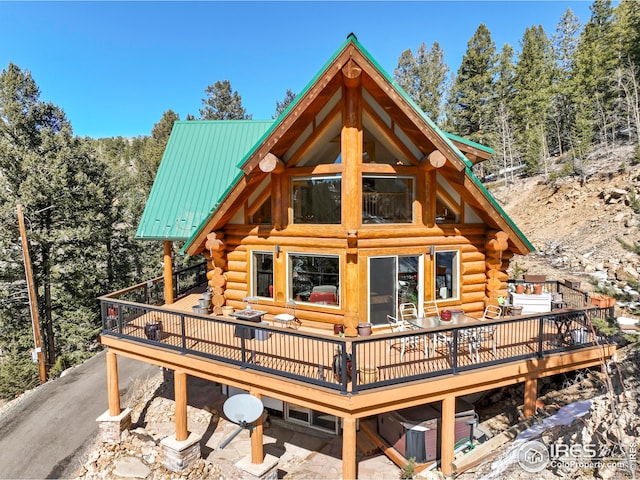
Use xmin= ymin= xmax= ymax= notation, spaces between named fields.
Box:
xmin=523 ymin=378 xmax=538 ymax=418
xmin=341 ymin=59 xmax=363 ymax=336
xmin=174 ymin=370 xmax=188 ymax=441
xmin=107 ymin=350 xmax=121 ymax=416
xmin=250 ymin=391 xmax=264 ymax=464
xmin=342 ymin=416 xmax=357 ymax=480
xmin=164 ymin=240 xmax=174 ymax=305
xmin=440 ymin=396 xmax=456 ymax=476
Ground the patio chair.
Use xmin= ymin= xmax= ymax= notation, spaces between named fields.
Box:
xmin=457 ymin=328 xmax=480 ymax=363
xmin=398 ymin=303 xmax=421 ymax=330
xmin=476 ymin=304 xmax=502 ymax=357
xmin=273 ymin=300 xmax=301 ymax=329
xmin=423 ymin=301 xmax=448 ymax=357
xmin=386 ymin=315 xmax=427 ymax=360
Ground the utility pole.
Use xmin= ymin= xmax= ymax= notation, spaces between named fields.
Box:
xmin=17 ymin=204 xmax=47 ymax=384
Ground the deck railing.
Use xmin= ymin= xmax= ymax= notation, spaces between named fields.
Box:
xmin=507 ymin=279 xmax=590 ymax=308
xmin=99 ymin=294 xmax=614 ymax=395
xmin=102 ymin=262 xmax=207 ymax=305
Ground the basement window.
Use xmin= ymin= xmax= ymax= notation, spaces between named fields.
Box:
xmin=285 ymin=403 xmax=339 ymax=434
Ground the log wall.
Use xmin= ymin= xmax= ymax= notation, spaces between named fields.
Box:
xmin=205 ymin=224 xmax=504 ymax=326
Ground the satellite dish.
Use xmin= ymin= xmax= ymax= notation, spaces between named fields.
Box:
xmin=220 ymin=394 xmax=264 ymax=449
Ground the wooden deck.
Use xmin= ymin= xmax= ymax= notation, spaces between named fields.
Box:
xmin=106 ymin=290 xmax=613 ymax=394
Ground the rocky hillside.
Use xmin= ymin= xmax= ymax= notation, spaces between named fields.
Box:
xmin=492 ymin=143 xmax=640 ymax=308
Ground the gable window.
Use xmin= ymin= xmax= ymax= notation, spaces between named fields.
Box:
xmin=291 ymin=176 xmax=341 ymax=224
xmin=434 ymin=250 xmax=459 ymax=301
xmin=252 ymin=252 xmax=274 ymax=299
xmin=362 ymin=175 xmax=414 ymax=224
xmin=249 ymin=196 xmax=272 ymax=224
xmin=289 ymin=253 xmax=340 ymax=306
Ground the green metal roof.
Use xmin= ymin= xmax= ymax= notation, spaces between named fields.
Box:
xmin=445 ymin=132 xmax=494 ymax=155
xmin=140 ymin=35 xmax=530 ymax=253
xmin=135 ymin=120 xmax=273 ymax=241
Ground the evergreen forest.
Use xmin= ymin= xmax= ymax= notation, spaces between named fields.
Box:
xmin=1 ymin=0 xmax=639 ymax=399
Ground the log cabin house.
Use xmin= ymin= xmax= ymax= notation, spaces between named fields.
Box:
xmin=99 ymin=35 xmax=615 ymax=478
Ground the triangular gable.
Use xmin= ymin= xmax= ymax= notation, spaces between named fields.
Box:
xmin=136 ymin=120 xmax=273 ymax=241
xmin=180 ymin=35 xmax=533 ymax=255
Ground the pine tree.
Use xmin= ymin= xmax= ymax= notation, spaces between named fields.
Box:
xmin=491 ymin=43 xmax=519 ymax=182
xmin=552 ymin=9 xmax=582 ymax=157
xmin=613 ymin=0 xmax=640 ymax=143
xmin=512 ymin=25 xmax=555 ymax=175
xmin=0 ymin=63 xmax=120 ymax=390
xmin=273 ymin=89 xmax=297 ymax=119
xmin=446 ymin=24 xmax=496 ymax=145
xmin=199 ymin=80 xmax=251 ymax=120
xmin=571 ymin=0 xmax=617 ymax=153
xmin=394 ymin=43 xmax=449 ymax=125
xmin=140 ymin=110 xmax=179 ymax=192
xmin=394 ymin=49 xmax=418 ymax=101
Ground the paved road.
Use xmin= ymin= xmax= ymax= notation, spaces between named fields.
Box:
xmin=0 ymin=351 xmax=160 ymax=480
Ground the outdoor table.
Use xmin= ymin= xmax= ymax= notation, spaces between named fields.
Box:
xmin=406 ymin=314 xmax=488 ymax=363
xmin=406 ymin=314 xmax=481 ymax=330
xmin=230 ymin=309 xmax=267 ymax=339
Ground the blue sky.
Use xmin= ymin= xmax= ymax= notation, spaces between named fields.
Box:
xmin=0 ymin=1 xmax=595 ymax=138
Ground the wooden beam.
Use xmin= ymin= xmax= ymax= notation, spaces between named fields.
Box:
xmin=250 ymin=390 xmax=265 ymax=464
xmin=523 ymin=378 xmax=538 ymax=418
xmin=342 ymin=416 xmax=358 ymax=480
xmin=174 ymin=370 xmax=189 ymax=441
xmin=341 ymin=61 xmax=362 ymax=334
xmin=107 ymin=350 xmax=121 ymax=417
xmin=258 ymin=153 xmax=285 ymax=174
xmin=420 ymin=150 xmax=447 ymax=170
xmin=164 ymin=241 xmax=174 ymax=304
xmin=440 ymin=396 xmax=456 ymax=477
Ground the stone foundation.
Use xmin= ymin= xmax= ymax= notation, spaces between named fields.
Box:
xmin=96 ymin=408 xmax=132 ymax=443
xmin=235 ymin=454 xmax=279 ymax=480
xmin=160 ymin=433 xmax=202 ymax=472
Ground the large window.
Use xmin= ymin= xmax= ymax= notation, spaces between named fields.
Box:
xmin=252 ymin=252 xmax=274 ymax=299
xmin=434 ymin=250 xmax=459 ymax=301
xmin=289 ymin=254 xmax=340 ymax=306
xmin=291 ymin=176 xmax=341 ymax=224
xmin=368 ymin=255 xmax=422 ymax=326
xmin=362 ymin=176 xmax=414 ymax=224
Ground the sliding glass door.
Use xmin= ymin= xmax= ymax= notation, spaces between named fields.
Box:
xmin=368 ymin=255 xmax=422 ymax=326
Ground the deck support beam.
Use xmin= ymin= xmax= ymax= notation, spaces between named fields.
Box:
xmin=174 ymin=370 xmax=189 ymax=441
xmin=96 ymin=349 xmax=131 ymax=443
xmin=107 ymin=349 xmax=121 ymax=416
xmin=164 ymin=240 xmax=174 ymax=305
xmin=440 ymin=396 xmax=456 ymax=476
xmin=250 ymin=391 xmax=265 ymax=464
xmin=342 ymin=416 xmax=357 ymax=480
xmin=523 ymin=377 xmax=538 ymax=418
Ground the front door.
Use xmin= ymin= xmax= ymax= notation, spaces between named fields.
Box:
xmin=368 ymin=255 xmax=421 ymax=326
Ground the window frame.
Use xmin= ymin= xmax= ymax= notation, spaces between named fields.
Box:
xmin=433 ymin=249 xmax=460 ymax=302
xmin=251 ymin=250 xmax=274 ymax=300
xmin=361 ymin=174 xmax=416 ymax=224
xmin=290 ymin=175 xmax=342 ymax=225
xmin=287 ymin=252 xmax=341 ymax=308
